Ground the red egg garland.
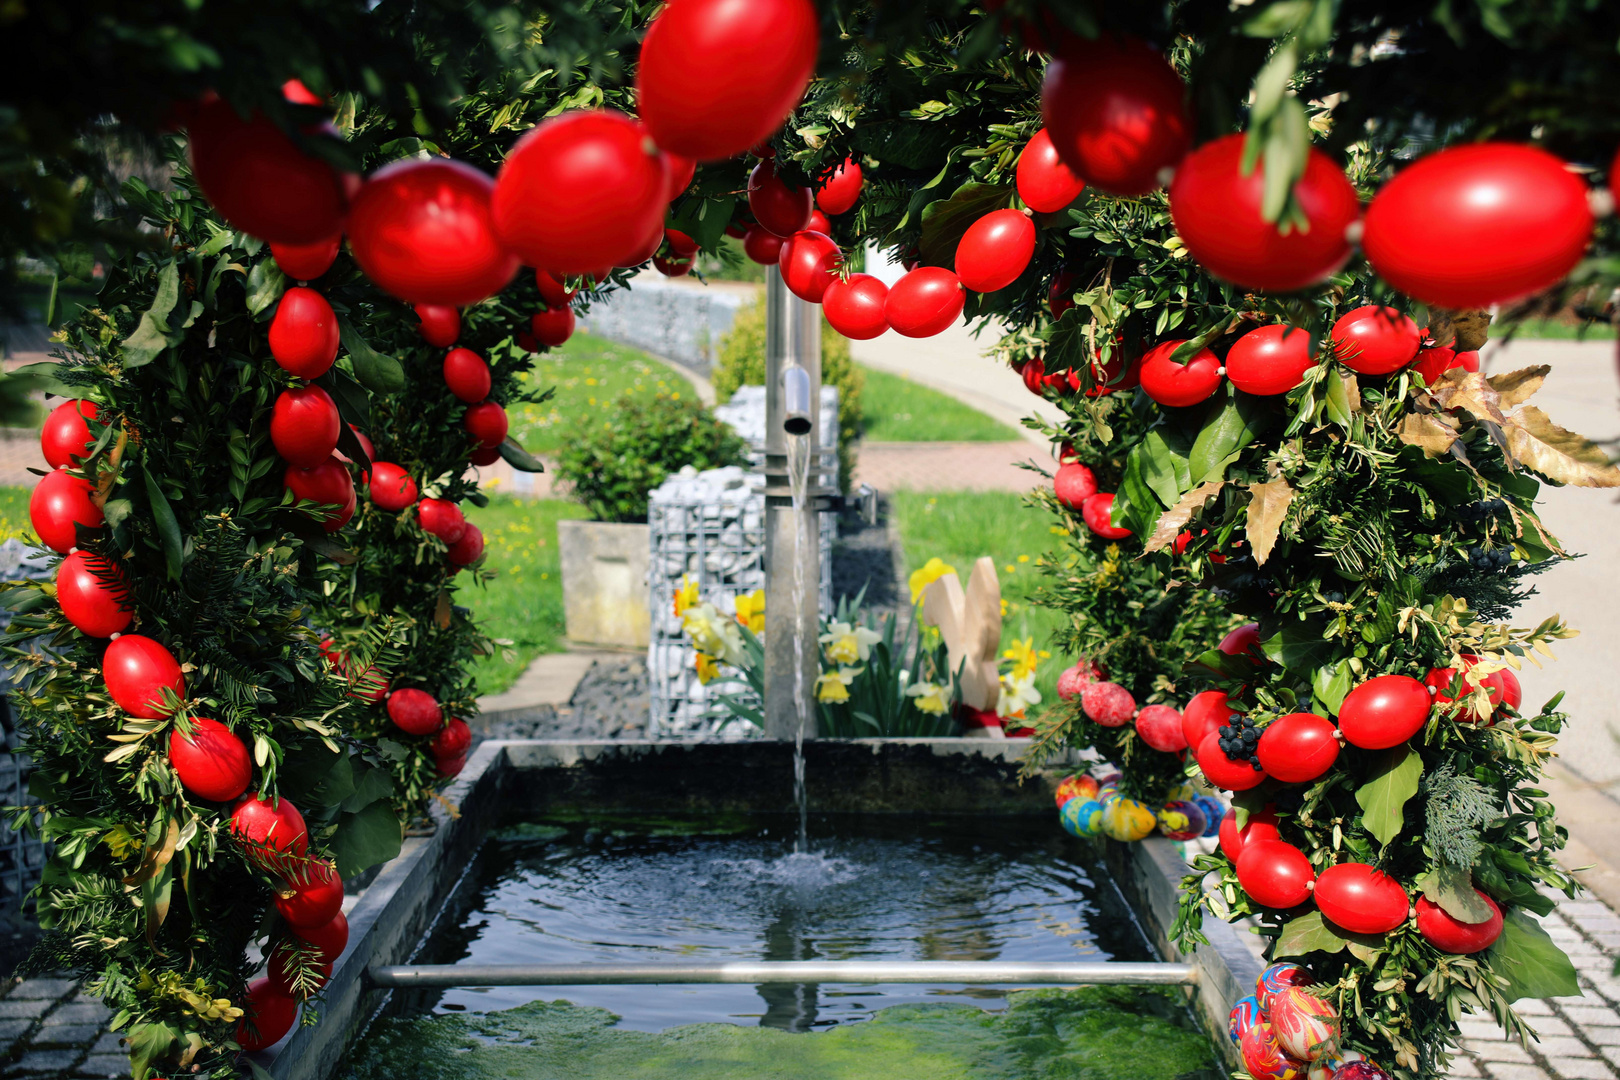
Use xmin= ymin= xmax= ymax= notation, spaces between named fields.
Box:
xmin=748 ymin=160 xmax=815 ymax=237
xmin=823 ymin=274 xmax=890 ymax=339
xmin=55 ymin=550 xmax=133 ymax=638
xmin=269 ymin=286 xmax=341 ymax=379
xmin=885 ymin=268 xmax=965 ymax=338
xmin=1016 ymin=129 xmax=1086 ymax=213
xmin=41 ymin=399 xmax=101 ymax=469
xmin=955 ymin=208 xmax=1036 ymax=294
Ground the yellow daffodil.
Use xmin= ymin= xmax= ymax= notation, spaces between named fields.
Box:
xmin=997 ymin=670 xmax=1042 ymax=719
xmin=819 ymin=620 xmax=882 ymax=665
xmin=905 ymin=680 xmax=951 ymax=716
xmin=816 ymin=666 xmax=862 ymax=703
xmin=694 ymin=652 xmax=720 ymax=685
xmin=674 ymin=575 xmax=700 ymax=618
xmin=1002 ymin=637 xmax=1040 ymax=681
xmin=908 ymin=556 xmax=957 ymax=604
xmin=683 ymin=602 xmax=744 ymax=666
xmin=734 ymin=589 xmax=765 ymax=634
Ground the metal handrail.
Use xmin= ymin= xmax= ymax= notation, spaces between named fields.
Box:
xmin=367 ymin=961 xmax=1197 ymax=988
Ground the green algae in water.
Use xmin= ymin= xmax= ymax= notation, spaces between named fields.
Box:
xmin=339 ymin=987 xmax=1221 ymax=1080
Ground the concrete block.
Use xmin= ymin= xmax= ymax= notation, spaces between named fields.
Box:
xmin=30 ymin=1024 xmax=100 ymax=1047
xmin=72 ymin=1054 xmax=129 ymax=1079
xmin=558 ymin=520 xmax=650 ymax=648
xmin=7 ymin=979 xmax=75 ymax=1001
xmin=8 ymin=1048 xmax=80 ymax=1074
xmin=1544 ymin=1057 xmax=1616 ymax=1079
xmin=42 ymin=1004 xmax=109 ymax=1026
xmin=0 ymin=1001 xmax=50 ymax=1020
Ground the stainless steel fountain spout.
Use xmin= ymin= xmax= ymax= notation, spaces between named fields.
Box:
xmin=781 ymin=364 xmax=812 ymax=435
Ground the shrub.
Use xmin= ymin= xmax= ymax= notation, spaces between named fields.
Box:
xmin=554 ymin=391 xmax=748 ymax=523
xmin=713 ymin=294 xmax=863 ymax=491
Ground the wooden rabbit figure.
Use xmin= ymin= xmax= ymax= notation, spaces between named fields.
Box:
xmin=920 ymin=556 xmax=1004 ymax=737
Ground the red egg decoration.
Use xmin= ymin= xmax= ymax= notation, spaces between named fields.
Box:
xmin=268 ymin=286 xmax=341 ymax=380
xmin=1330 ymin=306 xmax=1420 ymax=376
xmin=748 ymin=160 xmax=815 ymax=237
xmin=1197 ymin=731 xmax=1268 ymax=791
xmin=448 ymin=524 xmax=486 ymax=567
xmin=103 ymin=634 xmax=185 ymax=719
xmin=1218 ymin=807 xmax=1280 ymax=862
xmin=368 ymin=463 xmax=419 ymax=512
xmin=187 ymin=96 xmax=347 ymax=244
xmin=1238 ymin=839 xmax=1316 ymax=909
xmin=388 ymin=687 xmax=443 ymax=735
xmin=41 ymin=399 xmax=101 ymax=470
xmin=231 ymin=793 xmax=309 ymax=867
xmin=1226 ymin=325 xmax=1317 ymax=396
xmin=443 ymin=348 xmax=492 ymax=404
xmin=292 ymin=909 xmax=349 ymax=963
xmin=275 ymin=860 xmax=343 ymax=928
xmin=492 ymin=110 xmax=668 ymax=273
xmin=1081 ymin=680 xmax=1136 ymax=727
xmin=1040 ymin=35 xmax=1192 ymax=197
xmin=1183 ymin=690 xmax=1234 ymax=753
xmin=885 ymin=268 xmax=966 ymax=338
xmin=1362 ymin=143 xmax=1593 ymax=309
xmin=56 ymin=550 xmax=133 ymax=638
xmin=955 ymin=209 xmax=1036 ymax=294
xmin=1425 ymin=654 xmax=1522 ymax=720
xmin=616 ymin=218 xmax=666 ymax=269
xmin=1415 ymin=890 xmax=1503 ymax=953
xmin=1337 ymin=674 xmax=1431 ymax=749
xmin=816 ymin=157 xmax=864 ymax=215
xmin=236 ymin=978 xmax=298 ymax=1053
xmin=1048 ymin=271 xmax=1078 ymax=318
xmin=464 ymin=402 xmax=509 ymax=450
xmin=270 ymin=236 xmax=341 ymax=282
xmin=742 ymin=224 xmax=786 ymax=265
xmin=823 ymin=274 xmax=889 ymax=340
xmin=417 ymin=498 xmax=467 ymax=544
xmin=1169 ymin=136 xmax=1358 ymax=292
xmin=1135 ymin=703 xmax=1188 ymax=752
xmin=1016 ymin=129 xmax=1086 ymax=213
xmin=535 ymin=270 xmax=578 ymax=308
xmin=1080 ymin=492 xmax=1132 ymax=540
xmin=1139 ymin=340 xmax=1223 ymax=408
xmin=1411 ymin=346 xmax=1480 ymax=385
xmin=779 ymin=231 xmax=843 ymax=303
xmin=1313 ymin=863 xmax=1410 ymax=934
xmin=284 ymin=459 xmax=356 ymax=532
xmin=1053 ymin=461 xmax=1098 ymax=510
xmin=168 ymin=717 xmax=252 ymax=803
xmin=1256 ymin=713 xmax=1341 ymax=784
xmin=636 ymin=0 xmax=819 ymax=162
xmin=348 ymin=159 xmax=518 ymax=306
xmin=270 ymin=385 xmax=341 ymax=468
xmin=663 ymin=154 xmax=696 ymax=202
xmin=532 ymin=306 xmax=576 ymax=348
xmin=432 ymin=717 xmax=474 ymax=759
xmin=414 ymin=303 xmax=460 ymax=347
xmin=1219 ymin=622 xmax=1264 ymax=659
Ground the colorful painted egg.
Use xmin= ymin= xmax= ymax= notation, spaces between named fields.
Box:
xmin=1332 ymin=1062 xmax=1391 ymax=1080
xmin=1096 ymin=782 xmax=1119 ymax=804
xmin=1228 ymin=994 xmax=1264 ymax=1044
xmin=1270 ymin=987 xmax=1340 ymax=1061
xmin=1094 ymin=767 xmax=1122 ymax=788
xmin=1059 ymin=798 xmax=1105 ymax=838
xmin=1167 ymin=782 xmax=1197 ymax=802
xmin=1308 ymin=1051 xmax=1366 ymax=1080
xmin=1241 ymin=1021 xmax=1307 ymax=1080
xmin=1193 ymin=795 xmax=1224 ymax=837
xmin=1157 ymin=800 xmax=1208 ymax=841
xmin=1102 ymin=797 xmax=1158 ymax=841
xmin=1257 ymin=962 xmax=1314 ymax=1009
xmin=1055 ymin=773 xmax=1100 ymax=807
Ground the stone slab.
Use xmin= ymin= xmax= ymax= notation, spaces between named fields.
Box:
xmin=557 ymin=520 xmax=651 ymax=648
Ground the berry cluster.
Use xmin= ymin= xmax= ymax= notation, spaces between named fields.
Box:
xmin=1467 ymin=545 xmax=1513 ymax=571
xmin=1457 ymin=498 xmax=1507 ymax=522
xmin=1217 ymin=712 xmax=1263 ymax=769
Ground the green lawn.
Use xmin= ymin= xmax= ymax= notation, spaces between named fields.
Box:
xmin=511 ymin=332 xmax=697 ymax=457
xmin=889 ymin=490 xmax=1070 ymax=716
xmin=0 ymin=487 xmax=31 ymax=544
xmin=462 ymin=495 xmax=589 ymax=694
xmin=859 ymin=365 xmax=1018 ymax=443
xmin=1497 ymin=318 xmax=1607 ymax=341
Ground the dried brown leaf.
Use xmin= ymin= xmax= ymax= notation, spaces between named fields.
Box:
xmin=1502 ymin=406 xmax=1620 ymax=488
xmin=1397 ymin=411 xmax=1458 ymax=456
xmin=1429 ymin=309 xmax=1493 ymax=351
xmin=1245 ymin=479 xmax=1296 ymax=565
xmin=1143 ymin=481 xmax=1225 ymax=553
xmin=1488 ymin=366 xmax=1550 ymax=409
xmin=1431 ymin=370 xmax=1507 ymax=425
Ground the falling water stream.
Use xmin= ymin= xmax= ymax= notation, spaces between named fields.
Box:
xmin=786 ymin=431 xmax=812 ymax=854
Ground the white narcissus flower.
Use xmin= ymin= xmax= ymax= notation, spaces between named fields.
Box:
xmin=683 ymin=602 xmax=744 ymax=666
xmin=816 ymin=666 xmax=862 ymax=703
xmin=997 ymin=670 xmax=1042 ymax=719
xmin=819 ymin=620 xmax=882 ymax=665
xmin=905 ymin=680 xmax=951 ymax=716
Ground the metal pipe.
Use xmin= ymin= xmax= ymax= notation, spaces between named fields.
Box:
xmin=368 ymin=961 xmax=1196 ymax=988
xmin=781 ymin=364 xmax=812 ymax=435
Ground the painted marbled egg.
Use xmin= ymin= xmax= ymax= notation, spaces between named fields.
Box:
xmin=1055 ymin=773 xmax=1100 ymax=807
xmin=1059 ymin=797 xmax=1105 ymax=838
xmin=1102 ymin=796 xmax=1159 ymax=841
xmin=1332 ymin=1062 xmax=1391 ymax=1080
xmin=1228 ymin=994 xmax=1264 ymax=1044
xmin=1308 ymin=1051 xmax=1365 ymax=1080
xmin=1257 ymin=962 xmax=1315 ymax=1009
xmin=1241 ymin=1021 xmax=1307 ymax=1080
xmin=1158 ymin=800 xmax=1209 ymax=841
xmin=1193 ymin=795 xmax=1225 ymax=837
xmin=1270 ymin=987 xmax=1340 ymax=1060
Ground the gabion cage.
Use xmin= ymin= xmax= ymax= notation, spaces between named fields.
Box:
xmin=0 ymin=541 xmax=55 ymax=925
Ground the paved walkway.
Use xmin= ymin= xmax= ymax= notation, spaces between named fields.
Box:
xmin=853 ymin=440 xmax=1045 ymax=492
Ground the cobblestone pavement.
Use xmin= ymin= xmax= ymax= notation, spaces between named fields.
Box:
xmin=0 ymin=975 xmax=126 ymax=1079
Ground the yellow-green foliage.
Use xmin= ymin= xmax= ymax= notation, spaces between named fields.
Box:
xmin=713 ymin=295 xmax=863 ymax=491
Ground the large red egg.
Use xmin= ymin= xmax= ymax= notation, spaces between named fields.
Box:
xmin=1080 ymin=492 xmax=1132 ymax=540
xmin=448 ymin=524 xmax=486 ymax=568
xmin=291 ymin=909 xmax=349 ymax=964
xmin=388 ymin=687 xmax=443 ymax=735
xmin=368 ymin=463 xmax=419 ymax=512
xmin=823 ymin=274 xmax=889 ymax=339
xmin=464 ymin=402 xmax=509 ymax=450
xmin=1337 ymin=674 xmax=1431 ymax=749
xmin=268 ymin=286 xmax=340 ymax=380
xmin=231 ymin=793 xmax=309 ymax=867
xmin=1197 ymin=730 xmax=1268 ymax=790
xmin=284 ymin=458 xmax=356 ymax=532
xmin=1017 ymin=129 xmax=1086 ymax=213
xmin=415 ymin=304 xmax=460 ymax=348
xmin=1139 ymin=340 xmax=1223 ymax=408
xmin=1134 ymin=703 xmax=1188 ymax=752
xmin=885 ymin=268 xmax=965 ymax=338
xmin=748 ymin=160 xmax=815 ymax=237
xmin=1330 ymin=306 xmax=1420 ymax=376
xmin=103 ymin=634 xmax=185 ymax=719
xmin=443 ymin=348 xmax=492 ymax=404
xmin=270 ymin=236 xmax=341 ymax=282
xmin=1219 ymin=623 xmax=1264 ymax=659
xmin=1256 ymin=713 xmax=1341 ymax=784
xmin=1184 ymin=690 xmax=1234 ymax=754
xmin=1362 ymin=143 xmax=1593 ymax=309
xmin=347 ymin=159 xmax=518 ymax=306
xmin=1424 ymin=655 xmax=1521 ymax=720
xmin=742 ymin=224 xmax=786 ymax=265
xmin=532 ymin=306 xmax=576 ymax=348
xmin=956 ymin=209 xmax=1036 ymax=294
xmin=270 ymin=385 xmax=341 ymax=469
xmin=1040 ymin=35 xmax=1191 ymax=197
xmin=1314 ymin=863 xmax=1410 ymax=934
xmin=1226 ymin=324 xmax=1317 ymax=396
xmin=1218 ymin=807 xmax=1280 ymax=862
xmin=1411 ymin=346 xmax=1480 ymax=385
xmin=492 ymin=110 xmax=668 ymax=273
xmin=1169 ymin=135 xmax=1358 ymax=293
xmin=1053 ymin=461 xmax=1098 ymax=510
xmin=275 ymin=860 xmax=344 ymax=928
xmin=236 ymin=978 xmax=298 ymax=1053
xmin=41 ymin=400 xmax=101 ymax=470
xmin=417 ymin=498 xmax=466 ymax=544
xmin=31 ymin=468 xmax=103 ymax=553
xmin=168 ymin=717 xmax=252 ymax=802
xmin=1415 ymin=890 xmax=1502 ymax=953
xmin=780 ymin=230 xmax=843 ymax=303
xmin=56 ymin=550 xmax=133 ymax=638
xmin=636 ymin=0 xmax=819 ymax=162
xmin=187 ymin=97 xmax=347 ymax=244
xmin=1237 ymin=839 xmax=1316 ymax=909
xmin=816 ymin=157 xmax=864 ymax=215
xmin=535 ymin=271 xmax=579 ymax=308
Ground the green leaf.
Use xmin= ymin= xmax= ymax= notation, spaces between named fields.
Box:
xmin=1260 ymin=617 xmax=1334 ymax=673
xmin=126 ymin=1021 xmax=180 ymax=1080
xmin=340 ymin=759 xmax=396 ymax=814
xmin=8 ymin=362 xmax=78 ymax=397
xmin=331 ymin=799 xmax=403 ymax=879
xmin=1170 ymin=314 xmax=1240 ymax=366
xmin=668 ymin=194 xmax=736 ymax=254
xmin=1139 ymin=429 xmax=1192 ymax=507
xmin=323 ymin=367 xmax=373 ymax=428
xmin=1489 ymin=909 xmax=1580 ymax=1002
xmin=1188 ymin=385 xmax=1270 ymax=483
xmin=337 ymin=313 xmax=406 ymax=394
xmin=1273 ymin=911 xmax=1348 ymax=957
xmin=1311 ymin=659 xmax=1352 ymax=713
xmin=1417 ymin=863 xmax=1493 ymax=923
xmin=918 ymin=182 xmax=1014 ymax=267
xmin=245 ymin=259 xmax=287 ymax=316
xmin=141 ymin=465 xmax=185 ymax=581
xmin=121 ymin=263 xmax=183 ymax=367
xmin=1111 ymin=446 xmax=1162 ymax=537
xmin=498 ymin=437 xmax=546 ymax=473
xmin=277 ymin=741 xmax=345 ymax=803
xmin=1355 ymin=745 xmax=1423 ymax=846
xmin=1323 ymin=367 xmax=1358 ymax=426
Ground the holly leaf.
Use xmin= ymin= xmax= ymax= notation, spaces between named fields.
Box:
xmin=1139 ymin=428 xmax=1192 ymax=508
xmin=1144 ymin=481 xmax=1225 ymax=553
xmin=121 ymin=262 xmax=183 ymax=367
xmin=126 ymin=1021 xmax=180 ymax=1080
xmin=1488 ymin=908 xmax=1579 ymax=1002
xmin=1502 ymin=406 xmax=1620 ymax=488
xmin=1111 ymin=446 xmax=1163 ymax=537
xmin=337 ymin=313 xmax=406 ymax=394
xmin=1245 ymin=479 xmax=1295 ymax=565
xmin=1355 ymin=745 xmax=1423 ymax=846
xmin=1323 ymin=368 xmax=1359 ymax=426
xmin=1311 ymin=660 xmax=1353 ymax=714
xmin=1259 ymin=617 xmax=1333 ymax=673
xmin=1416 ymin=863 xmax=1493 ymax=923
xmin=331 ymin=799 xmax=403 ymax=880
